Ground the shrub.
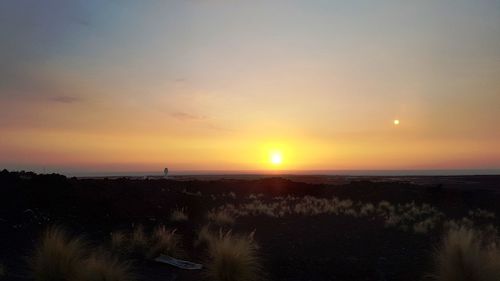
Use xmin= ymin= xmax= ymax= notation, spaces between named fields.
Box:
xmin=148 ymin=226 xmax=182 ymax=258
xmin=432 ymin=226 xmax=500 ymax=281
xmin=76 ymin=252 xmax=134 ymax=281
xmin=208 ymin=210 xmax=235 ymax=226
xmin=205 ymin=230 xmax=261 ymax=281
xmin=30 ymin=226 xmax=86 ymax=281
xmin=170 ymin=208 xmax=189 ymax=222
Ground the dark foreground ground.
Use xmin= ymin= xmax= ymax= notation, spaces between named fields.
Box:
xmin=1 ymin=170 xmax=500 ymax=281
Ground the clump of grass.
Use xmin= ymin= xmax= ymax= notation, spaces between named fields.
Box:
xmin=205 ymin=230 xmax=261 ymax=281
xmin=208 ymin=210 xmax=235 ymax=226
xmin=31 ymin=226 xmax=135 ymax=281
xmin=30 ymin=226 xmax=86 ymax=281
xmin=195 ymin=225 xmax=216 ymax=248
xmin=170 ymin=208 xmax=189 ymax=222
xmin=148 ymin=226 xmax=182 ymax=258
xmin=76 ymin=252 xmax=134 ymax=281
xmin=432 ymin=226 xmax=500 ymax=281
xmin=127 ymin=225 xmax=150 ymax=259
xmin=109 ymin=225 xmax=184 ymax=259
xmin=195 ymin=224 xmax=232 ymax=250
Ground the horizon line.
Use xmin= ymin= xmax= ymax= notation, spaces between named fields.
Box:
xmin=64 ymin=168 xmax=500 ymax=177
xmin=4 ymin=168 xmax=500 ymax=177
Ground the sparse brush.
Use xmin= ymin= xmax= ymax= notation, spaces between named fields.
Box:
xmin=205 ymin=230 xmax=261 ymax=281
xmin=76 ymin=251 xmax=135 ymax=281
xmin=360 ymin=203 xmax=375 ymax=216
xmin=468 ymin=209 xmax=496 ymax=220
xmin=378 ymin=201 xmax=394 ymax=213
xmin=128 ymin=225 xmax=150 ymax=259
xmin=170 ymin=208 xmax=189 ymax=222
xmin=208 ymin=210 xmax=235 ymax=225
xmin=414 ymin=217 xmax=440 ymax=234
xmin=182 ymin=189 xmax=202 ymax=197
xmin=30 ymin=226 xmax=87 ymax=281
xmin=432 ymin=226 xmax=500 ymax=281
xmin=344 ymin=208 xmax=358 ymax=217
xmin=148 ymin=226 xmax=182 ymax=258
xmin=220 ymin=192 xmax=237 ymax=199
xmin=445 ymin=218 xmax=475 ymax=232
xmin=384 ymin=214 xmax=401 ymax=228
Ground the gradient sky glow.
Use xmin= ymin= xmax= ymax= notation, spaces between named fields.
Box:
xmin=1 ymin=0 xmax=500 ymax=174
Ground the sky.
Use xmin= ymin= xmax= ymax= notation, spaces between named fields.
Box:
xmin=1 ymin=0 xmax=500 ymax=174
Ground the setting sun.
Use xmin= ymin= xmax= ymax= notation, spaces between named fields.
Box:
xmin=1 ymin=2 xmax=500 ymax=281
xmin=270 ymin=152 xmax=283 ymax=165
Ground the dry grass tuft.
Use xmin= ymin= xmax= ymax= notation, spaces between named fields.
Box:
xmin=109 ymin=225 xmax=184 ymax=260
xmin=208 ymin=210 xmax=235 ymax=225
xmin=31 ymin=226 xmax=135 ymax=281
xmin=432 ymin=226 xmax=500 ymax=281
xmin=205 ymin=230 xmax=261 ymax=281
xmin=170 ymin=208 xmax=189 ymax=222
xmin=30 ymin=226 xmax=86 ymax=281
xmin=148 ymin=226 xmax=182 ymax=258
xmin=76 ymin=252 xmax=134 ymax=281
xmin=127 ymin=225 xmax=150 ymax=259
xmin=195 ymin=225 xmax=215 ymax=248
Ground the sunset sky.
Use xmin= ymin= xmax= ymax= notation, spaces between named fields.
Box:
xmin=1 ymin=1 xmax=500 ymax=175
